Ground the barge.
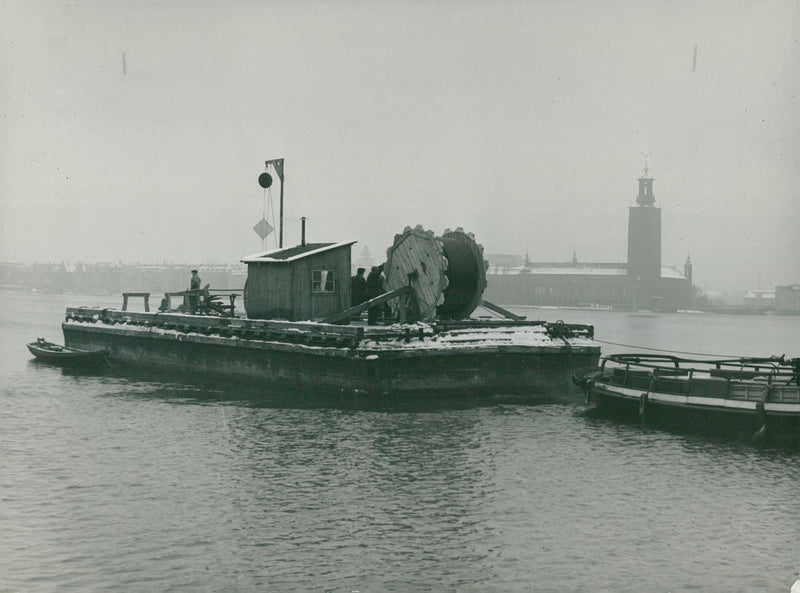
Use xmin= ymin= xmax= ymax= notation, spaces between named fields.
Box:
xmin=62 ymin=309 xmax=598 ymax=396
xmin=580 ymin=353 xmax=800 ymax=441
xmin=58 ymin=159 xmax=601 ymax=397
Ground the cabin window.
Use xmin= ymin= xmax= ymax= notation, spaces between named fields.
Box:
xmin=312 ymin=269 xmax=336 ymax=294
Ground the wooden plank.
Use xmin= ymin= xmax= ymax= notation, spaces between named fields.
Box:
xmin=480 ymin=299 xmax=526 ymax=321
xmin=433 ymin=319 xmax=547 ymax=331
xmin=323 ymin=286 xmax=413 ymax=324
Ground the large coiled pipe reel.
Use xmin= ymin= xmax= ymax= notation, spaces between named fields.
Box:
xmin=384 ymin=226 xmax=488 ymax=321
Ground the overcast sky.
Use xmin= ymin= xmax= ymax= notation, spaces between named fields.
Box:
xmin=2 ymin=1 xmax=798 ymax=292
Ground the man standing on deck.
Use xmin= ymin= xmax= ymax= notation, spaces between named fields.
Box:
xmin=189 ymin=269 xmax=201 ymax=313
xmin=351 ymin=268 xmax=367 ymax=308
xmin=365 ymin=265 xmax=384 ymax=325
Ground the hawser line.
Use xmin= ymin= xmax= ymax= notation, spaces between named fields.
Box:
xmin=594 ymin=339 xmax=741 ymax=358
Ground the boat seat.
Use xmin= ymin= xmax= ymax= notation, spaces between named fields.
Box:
xmin=614 ymin=369 xmax=652 ymax=389
xmin=653 ymin=368 xmax=689 ymax=376
xmin=688 ymin=378 xmax=730 ymax=398
xmin=709 ymin=369 xmax=766 ymax=380
xmin=654 ymin=377 xmax=689 ymax=395
xmin=613 ymin=367 xmax=651 ymax=386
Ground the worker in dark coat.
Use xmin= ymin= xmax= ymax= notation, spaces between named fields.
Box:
xmin=365 ymin=265 xmax=384 ymax=325
xmin=188 ymin=269 xmax=201 ymax=313
xmin=351 ymin=268 xmax=367 ymax=307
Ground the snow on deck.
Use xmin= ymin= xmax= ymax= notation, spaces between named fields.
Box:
xmin=64 ymin=316 xmax=598 ymax=353
xmin=360 ymin=323 xmax=597 ymax=351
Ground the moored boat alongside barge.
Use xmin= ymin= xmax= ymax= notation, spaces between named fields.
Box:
xmin=27 ymin=338 xmax=108 ymax=366
xmin=579 ymin=353 xmax=800 ymax=441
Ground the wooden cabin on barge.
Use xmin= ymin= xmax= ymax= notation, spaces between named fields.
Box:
xmin=241 ymin=241 xmax=356 ymax=321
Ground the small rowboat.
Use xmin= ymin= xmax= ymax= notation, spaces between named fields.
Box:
xmin=577 ymin=353 xmax=800 ymax=442
xmin=27 ymin=338 xmax=108 ymax=366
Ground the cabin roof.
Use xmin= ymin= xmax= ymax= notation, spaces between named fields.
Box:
xmin=241 ymin=241 xmax=357 ymax=264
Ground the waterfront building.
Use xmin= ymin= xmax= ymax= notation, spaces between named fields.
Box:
xmin=484 ymin=169 xmax=692 ymax=311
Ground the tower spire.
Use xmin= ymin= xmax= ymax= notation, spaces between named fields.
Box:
xmin=636 ymin=157 xmax=655 ymax=206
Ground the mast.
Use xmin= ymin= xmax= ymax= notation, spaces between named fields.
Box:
xmin=264 ymin=158 xmax=285 ymax=247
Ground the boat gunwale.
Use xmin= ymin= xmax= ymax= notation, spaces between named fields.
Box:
xmin=590 ymin=380 xmax=800 ymax=414
xmin=600 ymin=352 xmax=797 ymax=382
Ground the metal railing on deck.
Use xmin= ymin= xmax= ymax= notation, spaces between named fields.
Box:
xmin=161 ymin=289 xmax=244 ymax=317
xmin=601 ymin=353 xmax=799 ymax=399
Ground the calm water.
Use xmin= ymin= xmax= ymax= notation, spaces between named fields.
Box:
xmin=1 ymin=291 xmax=799 ymax=592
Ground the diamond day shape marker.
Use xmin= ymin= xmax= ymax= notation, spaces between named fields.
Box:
xmin=253 ymin=218 xmax=273 ymax=240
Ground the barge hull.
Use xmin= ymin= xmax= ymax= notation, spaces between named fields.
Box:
xmin=62 ymin=321 xmax=599 ymax=397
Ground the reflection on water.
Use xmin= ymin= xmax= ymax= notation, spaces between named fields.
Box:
xmin=2 ymin=291 xmax=799 ymax=592
xmin=580 ymin=405 xmax=800 ymax=450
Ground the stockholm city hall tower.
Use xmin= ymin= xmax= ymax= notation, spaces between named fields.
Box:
xmin=483 ymin=164 xmax=692 ymax=311
xmin=627 ymin=166 xmax=661 ymax=308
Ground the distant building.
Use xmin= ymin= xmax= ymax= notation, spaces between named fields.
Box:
xmin=354 ymin=245 xmax=375 ymax=274
xmin=775 ymin=284 xmax=800 ymax=314
xmin=484 ymin=169 xmax=692 ymax=311
xmin=0 ymin=262 xmax=247 ymax=295
xmin=743 ymin=289 xmax=777 ymax=312
xmin=485 ymin=253 xmax=525 ymax=269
